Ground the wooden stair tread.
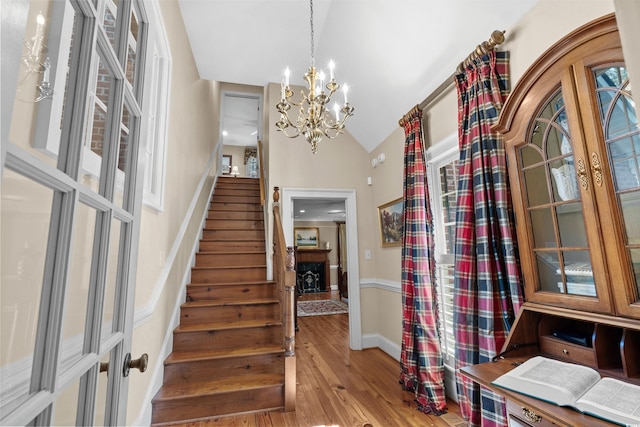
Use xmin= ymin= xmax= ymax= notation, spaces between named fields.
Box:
xmin=175 ymin=319 xmax=282 ymax=332
xmin=154 ymin=373 xmax=284 ymax=400
xmin=165 ymin=345 xmax=284 ymax=364
xmin=181 ymin=298 xmax=278 ymax=308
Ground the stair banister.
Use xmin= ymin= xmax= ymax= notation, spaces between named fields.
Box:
xmin=272 ymin=186 xmax=296 ymax=411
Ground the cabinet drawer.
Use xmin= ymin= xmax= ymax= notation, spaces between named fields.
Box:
xmin=539 ymin=336 xmax=596 ymax=367
xmin=507 ymin=399 xmax=557 ymax=427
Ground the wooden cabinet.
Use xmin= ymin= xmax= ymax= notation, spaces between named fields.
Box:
xmin=459 ymin=15 xmax=640 ymax=427
xmin=495 ymin=14 xmax=640 ymax=319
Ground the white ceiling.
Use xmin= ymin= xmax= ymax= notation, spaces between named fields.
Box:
xmin=294 ymin=198 xmax=345 ymax=222
xmin=178 ymin=0 xmax=539 ymax=153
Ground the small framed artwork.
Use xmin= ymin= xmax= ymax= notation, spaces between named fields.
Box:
xmin=294 ymin=227 xmax=319 ymax=248
xmin=377 ymin=197 xmax=403 ymax=247
xmin=222 ymin=155 xmax=232 ymax=174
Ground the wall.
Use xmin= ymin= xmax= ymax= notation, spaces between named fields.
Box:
xmin=127 ymin=0 xmax=219 ymax=424
xmin=364 ymin=1 xmax=616 ymax=359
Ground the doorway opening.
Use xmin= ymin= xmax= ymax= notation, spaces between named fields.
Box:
xmin=281 ymin=188 xmax=362 ymax=350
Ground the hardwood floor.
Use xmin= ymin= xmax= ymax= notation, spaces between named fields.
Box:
xmin=184 ymin=291 xmax=465 ymax=427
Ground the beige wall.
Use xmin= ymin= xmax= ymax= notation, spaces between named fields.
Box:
xmin=365 ymin=1 xmax=616 ymax=354
xmin=127 ymin=1 xmax=219 ymax=424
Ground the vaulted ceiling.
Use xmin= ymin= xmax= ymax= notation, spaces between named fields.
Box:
xmin=178 ymin=0 xmax=540 ymax=153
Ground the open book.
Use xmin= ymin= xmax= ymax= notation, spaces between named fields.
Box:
xmin=492 ymin=356 xmax=640 ymax=426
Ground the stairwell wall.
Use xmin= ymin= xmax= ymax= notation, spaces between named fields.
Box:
xmin=128 ymin=1 xmax=221 ymax=424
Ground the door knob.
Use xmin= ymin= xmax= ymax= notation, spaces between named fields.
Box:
xmin=123 ymin=353 xmax=148 ymax=377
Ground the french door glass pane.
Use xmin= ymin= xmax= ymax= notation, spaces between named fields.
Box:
xmin=60 ymin=202 xmax=97 ymax=369
xmin=94 ymin=352 xmax=110 ymax=426
xmin=102 ymin=1 xmax=118 ymax=51
xmin=126 ymin=6 xmax=139 ymax=88
xmin=52 ymin=378 xmax=80 ymax=426
xmin=0 ymin=169 xmax=54 ymax=415
xmin=102 ymin=218 xmax=122 ymax=340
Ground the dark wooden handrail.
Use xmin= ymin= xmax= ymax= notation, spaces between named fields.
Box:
xmin=272 ymin=186 xmax=296 ymax=411
xmin=258 ymin=140 xmax=266 ymax=207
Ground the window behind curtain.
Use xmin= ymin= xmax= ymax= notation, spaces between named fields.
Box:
xmin=427 ymin=142 xmax=459 ymax=369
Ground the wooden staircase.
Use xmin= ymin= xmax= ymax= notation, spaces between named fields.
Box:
xmin=151 ymin=176 xmax=287 ymax=425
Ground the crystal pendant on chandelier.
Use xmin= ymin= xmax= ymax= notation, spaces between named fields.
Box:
xmin=275 ymin=0 xmax=354 ymax=154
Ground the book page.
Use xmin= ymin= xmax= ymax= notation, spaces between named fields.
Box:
xmin=576 ymin=377 xmax=640 ymax=425
xmin=518 ymin=358 xmax=600 ymax=400
xmin=492 ymin=356 xmax=601 ymax=406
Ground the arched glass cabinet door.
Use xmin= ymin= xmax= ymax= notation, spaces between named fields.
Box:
xmin=513 ymin=84 xmax=613 ymax=314
xmin=576 ymin=61 xmax=640 ymax=318
xmin=521 ymin=90 xmax=596 ymax=297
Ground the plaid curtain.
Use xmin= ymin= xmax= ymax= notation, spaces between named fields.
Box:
xmin=453 ymin=51 xmax=524 ymax=426
xmin=399 ymin=108 xmax=447 ymax=415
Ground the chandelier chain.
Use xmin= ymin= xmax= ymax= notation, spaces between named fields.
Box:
xmin=309 ymin=0 xmax=315 ymax=67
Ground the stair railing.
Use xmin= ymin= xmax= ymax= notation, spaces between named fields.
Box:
xmin=257 ymin=140 xmax=266 ymax=207
xmin=272 ymin=186 xmax=296 ymax=411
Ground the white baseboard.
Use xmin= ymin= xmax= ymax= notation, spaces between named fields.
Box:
xmin=362 ymin=333 xmax=401 ymax=361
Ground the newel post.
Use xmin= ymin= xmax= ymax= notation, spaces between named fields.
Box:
xmin=284 ymin=246 xmax=296 ymax=356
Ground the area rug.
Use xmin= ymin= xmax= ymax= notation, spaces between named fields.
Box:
xmin=297 ymin=299 xmax=348 ymax=317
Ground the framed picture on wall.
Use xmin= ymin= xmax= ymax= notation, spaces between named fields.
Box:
xmin=377 ymin=197 xmax=403 ymax=247
xmin=222 ymin=155 xmax=232 ymax=174
xmin=294 ymin=227 xmax=319 ymax=248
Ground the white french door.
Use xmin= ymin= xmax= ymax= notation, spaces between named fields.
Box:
xmin=1 ymin=0 xmax=149 ymax=424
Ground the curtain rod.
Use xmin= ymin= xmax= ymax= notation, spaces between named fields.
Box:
xmin=398 ymin=30 xmax=506 ymax=127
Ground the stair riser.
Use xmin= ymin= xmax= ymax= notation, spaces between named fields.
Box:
xmin=208 ymin=210 xmax=263 ymax=220
xmin=151 ymin=385 xmax=283 ymax=424
xmin=186 ymin=283 xmax=276 ymax=301
xmin=191 ymin=267 xmax=266 ymax=283
xmin=209 ymin=202 xmax=261 ymax=212
xmin=172 ymin=326 xmax=282 ymax=352
xmin=216 ymin=178 xmax=260 ymax=189
xmin=202 ymin=229 xmax=264 ymax=240
xmin=211 ymin=195 xmax=261 ymax=204
xmin=214 ymin=188 xmax=260 ymax=197
xmin=205 ymin=219 xmax=264 ymax=230
xmin=163 ymin=353 xmax=284 ymax=384
xmin=180 ymin=303 xmax=279 ymax=325
xmin=195 ymin=252 xmax=265 ymax=267
xmin=198 ymin=240 xmax=264 ymax=252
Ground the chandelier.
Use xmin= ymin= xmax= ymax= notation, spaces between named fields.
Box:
xmin=275 ymin=0 xmax=354 ymax=154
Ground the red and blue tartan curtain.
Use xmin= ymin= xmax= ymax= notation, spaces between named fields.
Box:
xmin=399 ymin=108 xmax=447 ymax=415
xmin=453 ymin=51 xmax=524 ymax=426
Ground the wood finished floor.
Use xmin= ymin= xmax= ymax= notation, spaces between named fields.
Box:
xmin=182 ymin=291 xmax=465 ymax=427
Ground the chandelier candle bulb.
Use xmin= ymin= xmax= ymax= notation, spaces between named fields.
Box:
xmin=285 ymin=67 xmax=290 ymax=87
xmin=329 ymin=60 xmax=335 ymax=80
xmin=343 ymin=84 xmax=348 ymax=105
xmin=32 ymin=12 xmax=45 ymax=57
